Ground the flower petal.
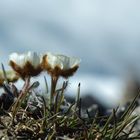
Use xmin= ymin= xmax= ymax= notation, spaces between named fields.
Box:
xmin=43 ymin=52 xmax=81 ymax=78
xmin=9 ymin=51 xmax=42 ymax=78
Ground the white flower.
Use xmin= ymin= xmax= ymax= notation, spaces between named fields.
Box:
xmin=42 ymin=52 xmax=81 ymax=78
xmin=9 ymin=52 xmax=42 ymax=78
xmin=9 ymin=52 xmax=41 ymax=68
xmin=0 ymin=70 xmax=19 ymax=86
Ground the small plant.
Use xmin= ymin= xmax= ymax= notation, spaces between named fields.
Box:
xmin=0 ymin=51 xmax=139 ymax=140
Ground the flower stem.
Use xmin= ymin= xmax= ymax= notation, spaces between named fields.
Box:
xmin=12 ymin=76 xmax=30 ymax=121
xmin=50 ymin=76 xmax=58 ymax=109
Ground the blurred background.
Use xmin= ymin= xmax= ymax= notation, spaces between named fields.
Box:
xmin=0 ymin=0 xmax=140 ymax=108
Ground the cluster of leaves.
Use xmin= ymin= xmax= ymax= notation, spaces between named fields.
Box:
xmin=0 ymin=66 xmax=139 ymax=140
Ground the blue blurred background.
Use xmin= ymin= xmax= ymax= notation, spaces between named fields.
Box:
xmin=0 ymin=0 xmax=140 ymax=107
